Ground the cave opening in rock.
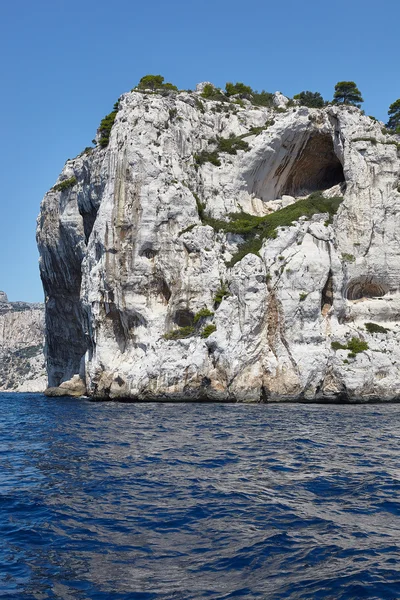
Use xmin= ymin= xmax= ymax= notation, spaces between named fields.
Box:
xmin=173 ymin=309 xmax=194 ymax=327
xmin=246 ymin=131 xmax=346 ymax=201
xmin=279 ymin=133 xmax=345 ymax=197
xmin=321 ymin=270 xmax=333 ymax=315
xmin=345 ymin=277 xmax=388 ymax=301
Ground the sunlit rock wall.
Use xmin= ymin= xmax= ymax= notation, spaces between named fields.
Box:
xmin=37 ymin=87 xmax=400 ymax=401
xmin=0 ymin=293 xmax=46 ymax=392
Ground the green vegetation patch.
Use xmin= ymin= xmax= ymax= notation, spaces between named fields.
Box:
xmin=341 ymin=253 xmax=356 ymax=263
xmin=201 ymin=324 xmax=217 ymax=338
xmin=201 ymin=84 xmax=228 ymax=102
xmin=225 ymin=82 xmax=253 ymax=97
xmin=293 ymin=91 xmax=325 ymax=108
xmin=193 ymin=191 xmax=342 ymax=268
xmin=163 ymin=326 xmax=195 ymax=340
xmin=53 ymin=177 xmax=77 ymax=192
xmin=98 ymin=101 xmax=120 ymax=148
xmin=216 ymin=134 xmax=250 ymax=155
xmin=241 ymin=121 xmax=275 ymax=137
xmin=194 ymin=133 xmax=250 ymax=168
xmin=213 ymin=283 xmax=230 ymax=307
xmin=164 ymin=305 xmax=216 ymax=341
xmin=251 ymin=91 xmax=275 ymax=107
xmin=194 ymin=150 xmax=221 ymax=167
xmin=194 ymin=308 xmax=214 ymax=324
xmin=331 ymin=337 xmax=369 ymax=354
xmin=178 ymin=224 xmax=196 ymax=237
xmin=365 ymin=322 xmax=390 ymax=334
xmin=136 ymin=74 xmax=178 ymax=92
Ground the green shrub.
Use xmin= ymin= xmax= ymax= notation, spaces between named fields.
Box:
xmin=332 ymin=337 xmax=368 ymax=355
xmin=163 ymin=82 xmax=179 ymax=91
xmin=226 ymin=237 xmax=263 ymax=268
xmin=216 ymin=134 xmax=250 ymax=155
xmin=192 ymin=191 xmax=343 ymax=267
xmin=224 ymin=191 xmax=343 ymax=266
xmin=97 ymin=102 xmax=119 ymax=148
xmin=386 ymin=98 xmax=400 ymax=131
xmin=365 ymin=322 xmax=389 ymax=334
xmin=201 ymin=84 xmax=227 ymax=101
xmin=201 ymin=324 xmax=217 ymax=338
xmin=192 ymin=192 xmax=206 ymax=220
xmin=194 ymin=134 xmax=250 ymax=169
xmin=331 ymin=341 xmax=347 ymax=351
xmin=293 ymin=91 xmax=325 ymax=108
xmin=53 ymin=177 xmax=77 ymax=192
xmin=194 ymin=308 xmax=214 ymax=324
xmin=136 ymin=74 xmax=178 ymax=91
xmin=194 ymin=97 xmax=205 ymax=113
xmin=299 ymin=292 xmax=308 ymax=301
xmin=214 ymin=283 xmax=230 ymax=307
xmin=225 ymin=82 xmax=253 ymax=97
xmin=164 ymin=326 xmax=195 ymax=340
xmin=178 ymin=224 xmax=196 ymax=236
xmin=194 ymin=150 xmax=221 ymax=167
xmin=251 ymin=90 xmax=274 ymax=107
xmin=79 ymin=147 xmax=93 ymax=157
xmin=341 ymin=253 xmax=356 ymax=263
xmin=243 ymin=121 xmax=275 ymax=136
xmin=347 ymin=337 xmax=368 ymax=353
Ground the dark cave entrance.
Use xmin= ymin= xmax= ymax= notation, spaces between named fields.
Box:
xmin=345 ymin=277 xmax=388 ymax=301
xmin=279 ymin=133 xmax=345 ymax=197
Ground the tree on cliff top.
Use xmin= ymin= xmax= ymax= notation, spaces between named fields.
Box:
xmin=136 ymin=74 xmax=178 ymax=91
xmin=387 ymin=99 xmax=400 ymax=133
xmin=225 ymin=82 xmax=253 ymax=97
xmin=333 ymin=81 xmax=364 ymax=107
xmin=293 ymin=90 xmax=325 ymax=108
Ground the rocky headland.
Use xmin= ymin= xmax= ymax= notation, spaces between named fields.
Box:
xmin=0 ymin=292 xmax=46 ymax=392
xmin=37 ymin=82 xmax=400 ymax=402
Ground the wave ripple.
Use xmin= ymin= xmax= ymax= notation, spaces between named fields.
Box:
xmin=1 ymin=395 xmax=400 ymax=599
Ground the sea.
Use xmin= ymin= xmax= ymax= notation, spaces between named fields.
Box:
xmin=1 ymin=393 xmax=400 ymax=599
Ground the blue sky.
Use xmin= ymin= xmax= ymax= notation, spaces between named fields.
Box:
xmin=1 ymin=0 xmax=399 ymax=302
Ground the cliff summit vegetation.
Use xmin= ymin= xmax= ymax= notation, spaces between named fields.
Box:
xmin=333 ymin=81 xmax=364 ymax=108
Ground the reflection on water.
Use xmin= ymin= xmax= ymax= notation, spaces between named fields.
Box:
xmin=1 ymin=395 xmax=400 ymax=599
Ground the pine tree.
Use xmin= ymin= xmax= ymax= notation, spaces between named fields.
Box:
xmin=333 ymin=81 xmax=364 ymax=107
xmin=387 ymin=99 xmax=400 ymax=132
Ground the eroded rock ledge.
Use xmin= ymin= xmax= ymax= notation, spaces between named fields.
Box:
xmin=37 ymin=86 xmax=400 ymax=402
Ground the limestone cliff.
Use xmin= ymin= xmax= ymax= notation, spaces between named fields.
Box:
xmin=0 ymin=292 xmax=46 ymax=392
xmin=37 ymin=84 xmax=400 ymax=401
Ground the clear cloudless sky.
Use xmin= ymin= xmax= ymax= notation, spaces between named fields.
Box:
xmin=1 ymin=0 xmax=399 ymax=301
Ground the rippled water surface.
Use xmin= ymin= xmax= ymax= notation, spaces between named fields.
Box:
xmin=1 ymin=395 xmax=400 ymax=599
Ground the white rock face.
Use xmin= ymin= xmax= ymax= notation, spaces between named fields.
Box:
xmin=0 ymin=296 xmax=46 ymax=392
xmin=37 ymin=88 xmax=400 ymax=401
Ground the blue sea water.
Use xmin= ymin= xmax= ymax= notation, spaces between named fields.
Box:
xmin=1 ymin=395 xmax=400 ymax=599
